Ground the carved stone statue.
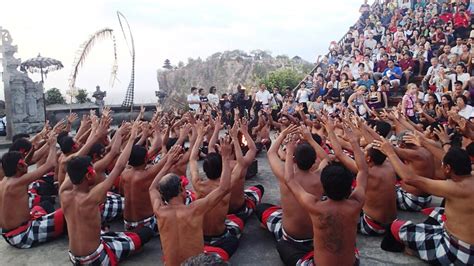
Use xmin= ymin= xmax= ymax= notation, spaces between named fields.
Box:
xmin=92 ymin=85 xmax=106 ymax=113
xmin=1 ymin=27 xmax=46 ymax=139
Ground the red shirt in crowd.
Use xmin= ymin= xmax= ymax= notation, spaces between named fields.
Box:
xmin=439 ymin=13 xmax=453 ymax=23
xmin=453 ymin=12 xmax=470 ymax=28
xmin=399 ymin=58 xmax=415 ymax=71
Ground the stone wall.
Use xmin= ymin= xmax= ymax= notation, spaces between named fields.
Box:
xmin=46 ymin=103 xmax=158 ymax=130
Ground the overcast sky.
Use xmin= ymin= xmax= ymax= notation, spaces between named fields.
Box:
xmin=0 ymin=0 xmax=365 ymax=104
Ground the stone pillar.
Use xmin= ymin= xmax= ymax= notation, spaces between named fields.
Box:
xmin=1 ymin=27 xmax=46 ymax=139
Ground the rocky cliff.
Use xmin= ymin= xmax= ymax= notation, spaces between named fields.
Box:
xmin=157 ymin=50 xmax=313 ymax=107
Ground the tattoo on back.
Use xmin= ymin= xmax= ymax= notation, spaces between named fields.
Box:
xmin=317 ymin=213 xmax=343 ymax=253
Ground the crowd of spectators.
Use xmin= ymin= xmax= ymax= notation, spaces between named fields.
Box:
xmin=300 ymin=0 xmax=474 ymax=122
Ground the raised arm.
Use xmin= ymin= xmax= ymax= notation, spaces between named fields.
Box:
xmin=324 ymin=120 xmax=358 ymax=173
xmin=347 ymin=128 xmax=368 ymax=204
xmin=240 ymin=118 xmax=257 ymax=165
xmin=283 ymin=134 xmax=319 ymax=213
xmin=267 ymin=125 xmax=299 ymax=182
xmin=149 ymin=146 xmax=184 ymax=214
xmin=208 ymin=116 xmax=222 ymax=153
xmin=88 ymin=121 xmax=138 ymax=204
xmin=190 ymin=122 xmax=206 ymax=190
xmin=19 ymin=133 xmax=58 ymax=186
xmin=374 ymin=138 xmax=459 ymax=198
xmin=192 ymin=136 xmax=232 ymax=215
xmin=93 ymin=124 xmax=128 ymax=174
xmin=300 ymin=125 xmax=330 ymax=163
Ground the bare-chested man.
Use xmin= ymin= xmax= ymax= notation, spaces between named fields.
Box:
xmin=0 ymin=133 xmax=65 ymax=248
xmin=60 ymin=121 xmax=153 ymax=265
xmin=121 ymin=144 xmax=182 ymax=233
xmin=190 ymin=123 xmax=242 ymax=259
xmin=376 ymin=141 xmax=474 ymax=265
xmin=393 ymin=131 xmax=436 ymax=211
xmin=325 ymin=120 xmax=397 ymax=236
xmin=281 ymin=128 xmax=368 ymax=266
xmin=227 ymin=119 xmax=264 ymax=221
xmin=256 ymin=124 xmax=329 ymax=262
xmin=150 ymin=136 xmax=232 ymax=266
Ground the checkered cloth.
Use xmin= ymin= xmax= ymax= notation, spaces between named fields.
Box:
xmin=124 ymin=215 xmax=158 ymax=234
xmin=358 ymin=212 xmax=387 ymax=236
xmin=69 ymin=231 xmax=142 ymax=265
xmin=28 ymin=192 xmax=41 ymax=209
xmin=0 ymin=206 xmax=64 ymax=248
xmin=296 ymin=249 xmax=360 ymax=266
xmin=121 ymin=73 xmax=135 ymax=107
xmin=396 ymin=185 xmax=431 ymax=211
xmin=399 ymin=217 xmax=474 ymax=265
xmin=203 ymin=214 xmax=244 ymax=258
xmin=259 ymin=205 xmax=284 ymax=240
xmin=231 ymin=186 xmax=264 ymax=221
xmin=100 ymin=192 xmax=125 ymax=223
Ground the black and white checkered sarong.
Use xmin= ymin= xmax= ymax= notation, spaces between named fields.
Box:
xmin=69 ymin=231 xmax=142 ymax=265
xmin=396 ymin=185 xmax=431 ymax=212
xmin=399 ymin=208 xmax=474 ymax=265
xmin=0 ymin=207 xmax=64 ymax=248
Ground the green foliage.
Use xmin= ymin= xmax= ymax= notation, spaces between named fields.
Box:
xmin=45 ymin=88 xmax=66 ymax=105
xmin=258 ymin=68 xmax=304 ymax=90
xmin=75 ymin=89 xmax=91 ymax=104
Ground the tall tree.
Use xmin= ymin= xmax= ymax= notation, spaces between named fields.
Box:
xmin=75 ymin=89 xmax=91 ymax=103
xmin=45 ymin=88 xmax=66 ymax=105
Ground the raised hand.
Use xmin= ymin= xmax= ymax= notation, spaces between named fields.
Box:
xmin=433 ymin=124 xmax=453 ymax=144
xmin=102 ymin=107 xmax=112 ymax=118
xmin=344 ymin=126 xmax=359 ymax=144
xmin=196 ymin=120 xmax=206 ymax=136
xmin=118 ymin=122 xmax=131 ymax=137
xmin=299 ymin=125 xmax=312 ymax=142
xmin=286 ymin=133 xmax=299 ymax=154
xmin=47 ymin=131 xmax=58 ymax=146
xmin=53 ymin=119 xmax=67 ymax=134
xmin=167 ymin=145 xmax=184 ymax=165
xmin=281 ymin=124 xmax=299 ymax=137
xmin=372 ymin=138 xmax=395 ymax=156
xmin=96 ymin=117 xmax=111 ymax=138
xmin=403 ymin=132 xmax=422 ymax=147
xmin=229 ymin=122 xmax=239 ymax=139
xmin=67 ymin=113 xmax=78 ymax=124
xmin=220 ymin=136 xmax=233 ymax=159
xmin=240 ymin=117 xmax=249 ymax=133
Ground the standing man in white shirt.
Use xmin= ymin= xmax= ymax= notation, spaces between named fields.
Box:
xmin=254 ymin=84 xmax=272 ymax=112
xmin=187 ymin=87 xmax=201 ymax=112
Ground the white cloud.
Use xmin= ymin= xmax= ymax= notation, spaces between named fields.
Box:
xmin=1 ymin=0 xmax=367 ymax=104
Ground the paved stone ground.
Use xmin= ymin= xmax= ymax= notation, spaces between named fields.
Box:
xmin=0 ymin=151 xmax=434 ymax=265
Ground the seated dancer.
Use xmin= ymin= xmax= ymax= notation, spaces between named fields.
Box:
xmin=375 ymin=141 xmax=474 ymax=265
xmin=393 ymin=131 xmax=436 ymax=211
xmin=324 ymin=119 xmax=397 ymax=236
xmin=8 ymin=134 xmax=56 ymax=208
xmin=281 ymin=128 xmax=368 ymax=266
xmin=256 ymin=125 xmax=329 ymax=260
xmin=60 ymin=121 xmax=153 ymax=265
xmin=190 ymin=124 xmax=242 ymax=259
xmin=0 ymin=133 xmax=65 ymax=248
xmin=58 ymin=115 xmax=124 ymax=223
xmin=121 ymin=144 xmax=182 ymax=233
xmin=150 ymin=136 xmax=232 ymax=266
xmin=212 ymin=117 xmax=264 ymax=220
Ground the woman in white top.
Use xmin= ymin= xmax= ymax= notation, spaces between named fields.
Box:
xmin=296 ymin=83 xmax=311 ymax=104
xmin=207 ymin=86 xmax=219 ymax=107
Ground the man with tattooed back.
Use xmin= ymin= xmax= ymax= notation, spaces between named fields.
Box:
xmin=282 ymin=128 xmax=368 ymax=265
